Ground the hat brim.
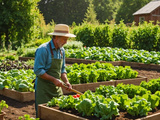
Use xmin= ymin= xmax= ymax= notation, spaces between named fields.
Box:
xmin=48 ymin=32 xmax=76 ymax=38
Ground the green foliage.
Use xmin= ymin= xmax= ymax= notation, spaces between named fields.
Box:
xmin=5 ymin=55 xmax=15 ymax=60
xmin=94 ymin=100 xmax=119 ymax=120
xmin=131 ymin=22 xmax=159 ymax=51
xmin=21 ymin=48 xmax=37 ymax=57
xmin=95 ymin=85 xmax=124 ymax=98
xmin=67 ymin=62 xmax=138 ymax=84
xmin=63 ymin=40 xmax=83 ymax=49
xmin=127 ymin=96 xmax=151 ymax=116
xmin=18 ymin=114 xmax=39 ymax=120
xmin=0 ymin=69 xmax=35 ymax=92
xmin=73 ymin=23 xmax=96 ymax=47
xmin=66 ymin=47 xmax=160 ymax=64
xmin=83 ymin=0 xmax=98 ymax=24
xmin=93 ymin=0 xmax=123 ymax=23
xmin=0 ymin=0 xmax=41 ymax=50
xmin=94 ymin=24 xmax=112 ymax=47
xmin=76 ymin=98 xmax=94 ymax=116
xmin=73 ymin=23 xmax=112 ymax=47
xmin=142 ymin=94 xmax=159 ymax=109
xmin=115 ymin=0 xmax=151 ymax=24
xmin=112 ymin=21 xmax=129 ymax=48
xmin=140 ymin=78 xmax=160 ymax=94
xmin=38 ymin=0 xmax=89 ymax=25
xmin=73 ymin=22 xmax=160 ymax=51
xmin=111 ymin=94 xmax=130 ymax=110
xmin=116 ymin=83 xmax=151 ymax=98
xmin=46 ymin=79 xmax=160 ymax=119
xmin=0 ymin=100 xmax=8 ymax=113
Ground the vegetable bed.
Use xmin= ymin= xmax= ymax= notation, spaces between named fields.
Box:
xmin=38 ymin=78 xmax=160 ymax=120
xmin=0 ymin=69 xmax=35 ymax=102
xmin=62 ymin=75 xmax=147 ymax=94
xmin=38 ymin=104 xmax=160 ymax=120
xmin=19 ymin=56 xmax=160 ymax=71
xmin=0 ymin=88 xmax=34 ymax=102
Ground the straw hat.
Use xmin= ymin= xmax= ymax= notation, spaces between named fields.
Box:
xmin=48 ymin=24 xmax=76 ymax=37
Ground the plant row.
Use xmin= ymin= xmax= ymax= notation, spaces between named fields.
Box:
xmin=0 ymin=61 xmax=137 ymax=92
xmin=0 ymin=69 xmax=35 ymax=92
xmin=65 ymin=47 xmax=160 ymax=64
xmin=47 ymin=78 xmax=160 ymax=120
xmin=0 ymin=60 xmax=34 ymax=71
xmin=73 ymin=22 xmax=160 ymax=51
xmin=16 ymin=44 xmax=160 ymax=65
xmin=66 ymin=62 xmax=138 ymax=84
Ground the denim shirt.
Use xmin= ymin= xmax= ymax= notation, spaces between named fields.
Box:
xmin=34 ymin=39 xmax=66 ymax=89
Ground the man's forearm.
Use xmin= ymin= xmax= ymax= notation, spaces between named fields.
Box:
xmin=40 ymin=73 xmax=56 ymax=82
xmin=40 ymin=73 xmax=63 ymax=87
xmin=61 ymin=73 xmax=69 ymax=84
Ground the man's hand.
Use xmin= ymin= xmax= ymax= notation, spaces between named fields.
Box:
xmin=53 ymin=79 xmax=63 ymax=87
xmin=64 ymin=81 xmax=72 ymax=91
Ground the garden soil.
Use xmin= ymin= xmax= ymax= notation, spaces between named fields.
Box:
xmin=1 ymin=68 xmax=160 ymax=120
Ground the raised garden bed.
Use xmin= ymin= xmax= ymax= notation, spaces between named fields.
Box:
xmin=0 ymin=76 xmax=146 ymax=102
xmin=38 ymin=104 xmax=160 ymax=120
xmin=0 ymin=76 xmax=147 ymax=102
xmin=115 ymin=75 xmax=147 ymax=86
xmin=0 ymin=88 xmax=35 ymax=102
xmin=62 ymin=80 xmax=115 ymax=95
xmin=19 ymin=57 xmax=160 ymax=71
xmin=62 ymin=75 xmax=147 ymax=94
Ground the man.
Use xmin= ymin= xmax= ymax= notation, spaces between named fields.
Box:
xmin=34 ymin=24 xmax=76 ymax=117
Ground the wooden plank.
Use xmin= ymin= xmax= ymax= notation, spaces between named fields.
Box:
xmin=115 ymin=75 xmax=147 ymax=86
xmin=63 ymin=76 xmax=147 ymax=94
xmin=122 ymin=61 xmax=160 ymax=70
xmin=136 ymin=112 xmax=160 ymax=120
xmin=0 ymin=88 xmax=35 ymax=102
xmin=38 ymin=104 xmax=160 ymax=120
xmin=19 ymin=57 xmax=34 ymax=61
xmin=18 ymin=57 xmax=160 ymax=71
xmin=62 ymin=81 xmax=115 ymax=94
xmin=38 ymin=104 xmax=87 ymax=120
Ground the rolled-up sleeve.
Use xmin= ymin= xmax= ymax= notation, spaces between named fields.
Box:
xmin=34 ymin=47 xmax=48 ymax=76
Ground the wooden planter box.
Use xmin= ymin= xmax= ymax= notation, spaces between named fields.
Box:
xmin=0 ymin=88 xmax=35 ymax=102
xmin=38 ymin=104 xmax=160 ymax=120
xmin=19 ymin=56 xmax=34 ymax=61
xmin=121 ymin=61 xmax=160 ymax=71
xmin=62 ymin=80 xmax=115 ymax=94
xmin=38 ymin=104 xmax=85 ymax=120
xmin=65 ymin=58 xmax=122 ymax=66
xmin=62 ymin=75 xmax=147 ymax=94
xmin=115 ymin=75 xmax=147 ymax=86
xmin=0 ymin=111 xmax=6 ymax=120
xmin=19 ymin=57 xmax=160 ymax=71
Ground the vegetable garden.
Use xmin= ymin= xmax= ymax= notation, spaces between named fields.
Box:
xmin=1 ymin=22 xmax=160 ymax=120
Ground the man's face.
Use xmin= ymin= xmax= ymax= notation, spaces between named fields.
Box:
xmin=56 ymin=36 xmax=68 ymax=48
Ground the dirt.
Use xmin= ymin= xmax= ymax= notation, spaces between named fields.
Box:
xmin=1 ymin=69 xmax=160 ymax=120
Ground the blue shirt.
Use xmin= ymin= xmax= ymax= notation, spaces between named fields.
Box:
xmin=34 ymin=39 xmax=66 ymax=89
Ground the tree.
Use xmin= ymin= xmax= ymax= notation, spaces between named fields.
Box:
xmin=0 ymin=0 xmax=41 ymax=50
xmin=38 ymin=0 xmax=89 ymax=25
xmin=83 ymin=0 xmax=98 ymax=24
xmin=115 ymin=0 xmax=151 ymax=24
xmin=93 ymin=0 xmax=123 ymax=23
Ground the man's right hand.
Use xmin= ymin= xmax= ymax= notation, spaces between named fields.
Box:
xmin=54 ymin=79 xmax=63 ymax=87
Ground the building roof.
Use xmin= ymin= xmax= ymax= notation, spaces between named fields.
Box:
xmin=133 ymin=0 xmax=160 ymax=15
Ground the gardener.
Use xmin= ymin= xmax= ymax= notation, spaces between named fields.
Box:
xmin=34 ymin=24 xmax=76 ymax=117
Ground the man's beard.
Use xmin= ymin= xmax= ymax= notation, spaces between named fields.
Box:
xmin=58 ymin=43 xmax=63 ymax=48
